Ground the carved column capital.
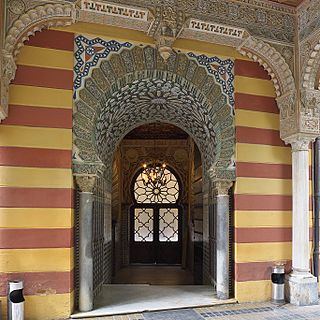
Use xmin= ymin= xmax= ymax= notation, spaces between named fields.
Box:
xmin=214 ymin=180 xmax=233 ymax=196
xmin=75 ymin=175 xmax=97 ymax=193
xmin=284 ymin=133 xmax=315 ymax=152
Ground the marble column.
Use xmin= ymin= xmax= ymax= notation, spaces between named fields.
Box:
xmin=215 ymin=180 xmax=232 ymax=300
xmin=285 ymin=135 xmax=318 ymax=305
xmin=75 ymin=175 xmax=96 ymax=312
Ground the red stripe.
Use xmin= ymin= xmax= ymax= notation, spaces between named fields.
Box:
xmin=13 ymin=65 xmax=73 ymax=90
xmin=25 ymin=30 xmax=74 ymax=51
xmin=236 ymin=127 xmax=286 ymax=147
xmin=235 ymin=93 xmax=278 ymax=113
xmin=0 ymin=270 xmax=73 ymax=296
xmin=0 ymin=147 xmax=71 ymax=168
xmin=236 ymin=162 xmax=292 ymax=179
xmin=235 ymin=60 xmax=270 ymax=80
xmin=3 ymin=105 xmax=72 ymax=129
xmin=235 ymin=261 xmax=292 ymax=282
xmin=3 ymin=105 xmax=72 ymax=128
xmin=0 ymin=187 xmax=73 ymax=208
xmin=235 ymin=227 xmax=292 ymax=243
xmin=0 ymin=228 xmax=73 ymax=249
xmin=235 ymin=195 xmax=292 ymax=210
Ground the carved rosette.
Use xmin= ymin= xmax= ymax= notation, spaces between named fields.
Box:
xmin=214 ymin=180 xmax=233 ymax=196
xmin=75 ymin=175 xmax=97 ymax=193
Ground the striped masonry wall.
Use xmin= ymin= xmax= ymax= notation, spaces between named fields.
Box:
xmin=0 ymin=30 xmax=74 ymax=320
xmin=233 ymin=60 xmax=312 ymax=302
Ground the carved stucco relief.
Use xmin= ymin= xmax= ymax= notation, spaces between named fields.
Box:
xmin=73 ymin=43 xmax=235 ymax=183
xmin=1 ymin=0 xmax=75 ymax=120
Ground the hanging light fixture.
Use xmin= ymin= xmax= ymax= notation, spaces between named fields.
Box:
xmin=141 ymin=161 xmax=167 ymax=187
xmin=141 ymin=123 xmax=167 ymax=187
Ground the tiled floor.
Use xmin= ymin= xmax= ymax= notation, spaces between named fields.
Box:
xmin=80 ymin=301 xmax=320 ymax=320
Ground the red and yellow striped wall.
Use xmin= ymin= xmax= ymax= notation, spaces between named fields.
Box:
xmin=234 ymin=60 xmax=294 ymax=302
xmin=0 ymin=30 xmax=74 ymax=320
xmin=0 ymin=21 xmax=308 ymax=317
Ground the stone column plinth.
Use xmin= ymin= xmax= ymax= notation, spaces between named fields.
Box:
xmin=215 ymin=180 xmax=232 ymax=300
xmin=75 ymin=175 xmax=96 ymax=312
xmin=285 ymin=135 xmax=318 ymax=306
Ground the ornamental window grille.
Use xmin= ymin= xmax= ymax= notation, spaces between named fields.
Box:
xmin=133 ymin=167 xmax=180 ymax=204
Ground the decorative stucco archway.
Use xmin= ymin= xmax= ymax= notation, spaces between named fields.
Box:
xmin=73 ymin=43 xmax=237 ymax=310
xmin=73 ymin=44 xmax=235 ymax=182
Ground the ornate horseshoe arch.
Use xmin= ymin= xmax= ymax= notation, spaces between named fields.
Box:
xmin=73 ymin=45 xmax=235 ymax=182
xmin=1 ymin=2 xmax=75 ymax=120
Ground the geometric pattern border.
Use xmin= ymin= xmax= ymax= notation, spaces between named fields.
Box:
xmin=187 ymin=52 xmax=234 ymax=107
xmin=74 ymin=35 xmax=132 ymax=94
xmin=73 ymin=35 xmax=234 ymax=107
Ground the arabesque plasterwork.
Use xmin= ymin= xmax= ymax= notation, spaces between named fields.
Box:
xmin=3 ymin=0 xmax=320 ymax=142
xmin=73 ymin=39 xmax=236 ymax=183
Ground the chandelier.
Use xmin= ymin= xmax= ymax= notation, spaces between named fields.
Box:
xmin=141 ymin=161 xmax=167 ymax=187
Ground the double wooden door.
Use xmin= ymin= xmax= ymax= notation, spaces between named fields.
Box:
xmin=130 ymin=204 xmax=182 ymax=264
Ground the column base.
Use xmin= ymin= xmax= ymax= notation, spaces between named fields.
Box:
xmin=285 ymin=273 xmax=318 ymax=306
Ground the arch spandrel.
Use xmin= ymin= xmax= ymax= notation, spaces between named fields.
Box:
xmin=73 ymin=44 xmax=235 ymax=181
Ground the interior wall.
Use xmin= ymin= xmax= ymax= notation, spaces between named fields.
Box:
xmin=191 ymin=143 xmax=204 ymax=284
xmin=0 ymin=30 xmax=74 ymax=319
xmin=111 ymin=147 xmax=122 ymax=275
xmin=234 ymin=59 xmax=292 ymax=302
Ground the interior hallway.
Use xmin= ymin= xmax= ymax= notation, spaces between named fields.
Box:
xmin=112 ymin=266 xmax=194 ymax=285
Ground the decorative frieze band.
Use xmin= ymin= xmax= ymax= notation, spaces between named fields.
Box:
xmin=188 ymin=19 xmax=245 ymax=40
xmin=81 ymin=0 xmax=149 ymax=21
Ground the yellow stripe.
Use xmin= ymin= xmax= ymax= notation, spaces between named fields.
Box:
xmin=0 ymin=125 xmax=72 ymax=150
xmin=235 ymin=211 xmax=292 ymax=227
xmin=0 ymin=248 xmax=73 ymax=272
xmin=54 ymin=23 xmax=248 ymax=60
xmin=235 ymin=177 xmax=292 ymax=195
xmin=236 ymin=143 xmax=291 ymax=164
xmin=17 ymin=46 xmax=73 ymax=70
xmin=54 ymin=22 xmax=154 ymax=44
xmin=235 ymin=242 xmax=291 ymax=263
xmin=9 ymin=84 xmax=72 ymax=109
xmin=24 ymin=168 xmax=72 ymax=188
xmin=235 ymin=109 xmax=279 ymax=130
xmin=0 ymin=208 xmax=74 ymax=228
xmin=0 ymin=166 xmax=72 ymax=188
xmin=235 ymin=76 xmax=276 ymax=97
xmin=1 ymin=292 xmax=74 ymax=320
xmin=174 ymin=39 xmax=249 ymax=60
xmin=235 ymin=280 xmax=270 ymax=302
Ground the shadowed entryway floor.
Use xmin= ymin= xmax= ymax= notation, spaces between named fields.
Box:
xmin=112 ymin=266 xmax=194 ymax=285
xmin=71 ymin=285 xmax=234 ymax=319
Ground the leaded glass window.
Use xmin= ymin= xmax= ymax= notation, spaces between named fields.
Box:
xmin=134 ymin=167 xmax=180 ymax=204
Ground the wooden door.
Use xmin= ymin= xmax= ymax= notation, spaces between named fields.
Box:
xmin=130 ymin=204 xmax=182 ymax=264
